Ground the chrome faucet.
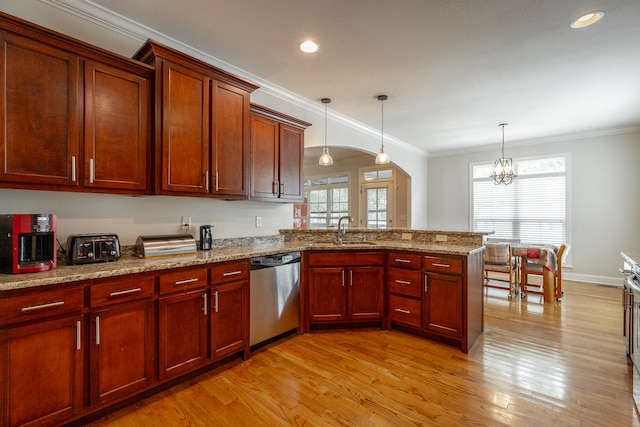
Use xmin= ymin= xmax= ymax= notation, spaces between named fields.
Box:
xmin=337 ymin=216 xmax=354 ymax=242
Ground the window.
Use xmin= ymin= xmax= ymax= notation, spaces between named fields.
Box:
xmin=471 ymin=155 xmax=569 ymax=246
xmin=304 ymin=175 xmax=349 ymax=228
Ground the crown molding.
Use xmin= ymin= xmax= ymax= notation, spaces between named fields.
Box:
xmin=41 ymin=0 xmax=426 ymax=157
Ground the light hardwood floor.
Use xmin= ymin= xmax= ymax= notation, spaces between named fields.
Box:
xmin=86 ymin=280 xmax=640 ymax=426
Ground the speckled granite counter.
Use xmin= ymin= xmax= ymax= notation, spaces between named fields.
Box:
xmin=0 ymin=231 xmax=484 ymax=292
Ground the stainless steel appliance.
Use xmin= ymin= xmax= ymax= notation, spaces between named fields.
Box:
xmin=622 ymin=251 xmax=640 ymax=410
xmin=250 ymin=251 xmax=301 ymax=348
xmin=0 ymin=214 xmax=56 ymax=274
xmin=66 ymin=234 xmax=120 ymax=264
xmin=135 ymin=234 xmax=197 ymax=258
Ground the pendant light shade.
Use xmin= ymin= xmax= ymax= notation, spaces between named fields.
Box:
xmin=318 ymin=98 xmax=334 ymax=166
xmin=375 ymin=95 xmax=390 ymax=165
xmin=489 ymin=123 xmax=517 ymax=185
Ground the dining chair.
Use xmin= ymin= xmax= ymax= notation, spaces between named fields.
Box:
xmin=483 ymin=240 xmax=519 ymax=297
xmin=520 ymin=243 xmax=568 ymax=298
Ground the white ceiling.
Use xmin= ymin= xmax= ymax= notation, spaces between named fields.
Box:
xmin=84 ymin=1 xmax=640 ymax=154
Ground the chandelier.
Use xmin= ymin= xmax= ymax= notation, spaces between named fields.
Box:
xmin=489 ymin=123 xmax=517 ymax=185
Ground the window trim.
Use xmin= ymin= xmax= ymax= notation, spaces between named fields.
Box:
xmin=304 ymin=171 xmax=351 ymax=228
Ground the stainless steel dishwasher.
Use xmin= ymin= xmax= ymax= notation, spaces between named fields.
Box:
xmin=249 ymin=251 xmax=301 ymax=348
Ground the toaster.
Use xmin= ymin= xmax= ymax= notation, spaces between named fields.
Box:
xmin=67 ymin=234 xmax=121 ymax=265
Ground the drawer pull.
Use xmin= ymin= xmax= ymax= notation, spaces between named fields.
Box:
xmin=395 ymin=280 xmax=412 ymax=285
xmin=21 ymin=301 xmax=64 ymax=312
xmin=395 ymin=308 xmax=411 ymax=314
xmin=395 ymin=259 xmax=411 ymax=263
xmin=175 ymin=278 xmax=199 ymax=285
xmin=431 ymin=263 xmax=451 ymax=268
xmin=109 ymin=287 xmax=142 ymax=297
xmin=222 ymin=270 xmax=242 ymax=277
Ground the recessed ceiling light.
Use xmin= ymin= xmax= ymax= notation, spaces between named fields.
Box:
xmin=571 ymin=11 xmax=604 ymax=28
xmin=299 ymin=40 xmax=318 ymax=53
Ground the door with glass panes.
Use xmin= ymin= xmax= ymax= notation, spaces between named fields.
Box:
xmin=361 ymin=182 xmax=393 ymax=229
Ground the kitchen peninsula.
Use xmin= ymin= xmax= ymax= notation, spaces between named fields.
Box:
xmin=0 ymin=229 xmax=484 ymax=427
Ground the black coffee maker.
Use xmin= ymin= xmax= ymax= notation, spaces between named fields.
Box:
xmin=199 ymin=225 xmax=213 ymax=251
xmin=0 ymin=214 xmax=57 ymax=274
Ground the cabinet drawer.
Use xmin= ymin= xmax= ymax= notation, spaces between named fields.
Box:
xmin=159 ymin=267 xmax=208 ymax=295
xmin=0 ymin=286 xmax=84 ymax=326
xmin=388 ymin=252 xmax=421 ymax=270
xmin=423 ymin=255 xmax=463 ymax=275
xmin=308 ymin=251 xmax=384 ymax=267
xmin=90 ymin=276 xmax=154 ymax=308
xmin=388 ymin=268 xmax=422 ymax=298
xmin=388 ymin=295 xmax=421 ymax=328
xmin=210 ymin=259 xmax=249 ymax=284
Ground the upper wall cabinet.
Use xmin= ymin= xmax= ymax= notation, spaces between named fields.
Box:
xmin=134 ymin=40 xmax=259 ymax=199
xmin=0 ymin=12 xmax=153 ymax=195
xmin=250 ymin=104 xmax=310 ymax=203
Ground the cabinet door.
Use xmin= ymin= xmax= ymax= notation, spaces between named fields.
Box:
xmin=0 ymin=315 xmax=83 ymax=427
xmin=158 ymin=288 xmax=208 ymax=379
xmin=90 ymin=300 xmax=155 ymax=407
xmin=211 ymin=81 xmax=250 ymax=197
xmin=308 ymin=267 xmax=346 ymax=322
xmin=159 ymin=60 xmax=209 ymax=194
xmin=348 ymin=266 xmax=384 ymax=320
xmin=84 ymin=60 xmax=151 ymax=192
xmin=423 ymin=272 xmax=463 ymax=339
xmin=211 ymin=280 xmax=248 ymax=360
xmin=278 ymin=123 xmax=304 ymax=202
xmin=0 ymin=32 xmax=80 ymax=187
xmin=250 ymin=113 xmax=278 ymax=200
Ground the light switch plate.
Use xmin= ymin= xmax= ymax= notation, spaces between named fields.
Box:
xmin=402 ymin=233 xmax=412 ymax=240
xmin=255 ymin=216 xmax=263 ymax=227
xmin=435 ymin=234 xmax=448 ymax=242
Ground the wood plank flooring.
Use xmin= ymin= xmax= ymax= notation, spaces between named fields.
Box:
xmin=85 ymin=280 xmax=640 ymax=426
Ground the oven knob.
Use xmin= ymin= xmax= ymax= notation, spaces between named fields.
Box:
xmin=87 ymin=252 xmax=94 ymax=258
xmin=110 ymin=250 xmax=116 ymax=256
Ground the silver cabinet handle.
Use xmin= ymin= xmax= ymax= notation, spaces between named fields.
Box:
xmin=109 ymin=287 xmax=141 ymax=297
xmin=222 ymin=270 xmax=242 ymax=277
xmin=71 ymin=156 xmax=77 ymax=182
xmin=395 ymin=308 xmax=411 ymax=314
xmin=77 ymin=320 xmax=81 ymax=350
xmin=272 ymin=181 xmax=277 ymax=196
xmin=175 ymin=278 xmax=199 ymax=285
xmin=341 ymin=270 xmax=345 ymax=287
xmin=215 ymin=171 xmax=219 ymax=191
xmin=214 ymin=291 xmax=219 ymax=313
xmin=21 ymin=301 xmax=64 ymax=312
xmin=203 ymin=293 xmax=208 ymax=315
xmin=350 ymin=269 xmax=353 ymax=287
xmin=89 ymin=158 xmax=95 ymax=183
xmin=205 ymin=170 xmax=209 ymax=191
xmin=395 ymin=280 xmax=412 ymax=285
xmin=432 ymin=263 xmax=451 ymax=268
xmin=424 ymin=275 xmax=429 ymax=293
xmin=279 ymin=182 xmax=285 ymax=197
xmin=96 ymin=316 xmax=101 ymax=345
xmin=395 ymin=259 xmax=411 ymax=263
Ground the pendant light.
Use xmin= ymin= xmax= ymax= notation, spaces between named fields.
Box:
xmin=375 ymin=95 xmax=390 ymax=165
xmin=489 ymin=123 xmax=517 ymax=185
xmin=318 ymin=98 xmax=334 ymax=166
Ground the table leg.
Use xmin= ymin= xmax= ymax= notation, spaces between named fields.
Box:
xmin=543 ymin=268 xmax=554 ymax=302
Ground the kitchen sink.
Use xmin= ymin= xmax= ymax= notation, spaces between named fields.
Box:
xmin=308 ymin=241 xmax=378 ymax=247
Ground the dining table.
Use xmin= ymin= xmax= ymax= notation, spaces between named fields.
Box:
xmin=511 ymin=243 xmax=559 ymax=302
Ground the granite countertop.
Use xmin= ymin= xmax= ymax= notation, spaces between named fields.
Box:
xmin=0 ymin=240 xmax=483 ymax=292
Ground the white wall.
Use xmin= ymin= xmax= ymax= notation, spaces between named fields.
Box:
xmin=428 ymin=130 xmax=640 ymax=285
xmin=0 ymin=189 xmax=292 ymax=245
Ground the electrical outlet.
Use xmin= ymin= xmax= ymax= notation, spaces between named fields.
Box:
xmin=255 ymin=216 xmax=263 ymax=227
xmin=402 ymin=233 xmax=412 ymax=240
xmin=435 ymin=234 xmax=448 ymax=242
xmin=181 ymin=216 xmax=191 ymax=230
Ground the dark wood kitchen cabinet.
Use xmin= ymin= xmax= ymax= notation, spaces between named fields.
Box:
xmin=158 ymin=267 xmax=209 ymax=380
xmin=305 ymin=251 xmax=385 ymax=330
xmin=89 ymin=276 xmax=155 ymax=407
xmin=387 ymin=252 xmax=423 ymax=329
xmin=134 ymin=40 xmax=258 ymax=199
xmin=209 ymin=260 xmax=250 ymax=360
xmin=0 ymin=285 xmax=84 ymax=427
xmin=250 ymin=104 xmax=310 ymax=202
xmin=0 ymin=12 xmax=153 ymax=195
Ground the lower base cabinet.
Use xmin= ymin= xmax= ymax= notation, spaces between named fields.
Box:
xmin=0 ymin=315 xmax=84 ymax=427
xmin=211 ymin=281 xmax=248 ymax=359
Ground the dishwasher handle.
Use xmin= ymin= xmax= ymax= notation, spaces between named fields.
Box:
xmin=250 ymin=251 xmax=301 ymax=270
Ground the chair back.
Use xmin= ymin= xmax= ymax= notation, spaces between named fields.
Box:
xmin=484 ymin=242 xmax=511 ymax=265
